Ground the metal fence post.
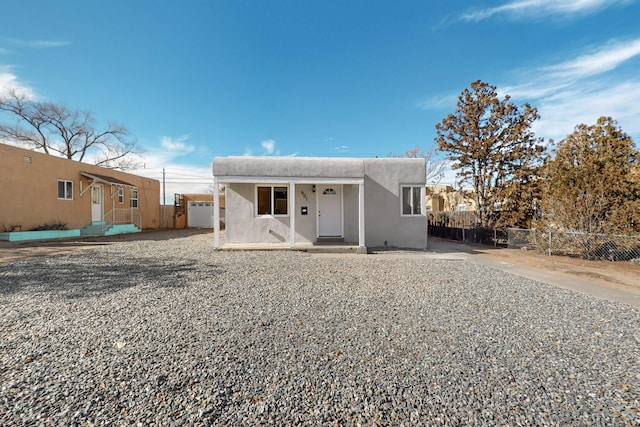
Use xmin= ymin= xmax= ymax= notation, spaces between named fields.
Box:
xmin=548 ymin=230 xmax=552 ymax=256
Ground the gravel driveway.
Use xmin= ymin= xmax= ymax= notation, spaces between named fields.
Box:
xmin=1 ymin=232 xmax=639 ymax=425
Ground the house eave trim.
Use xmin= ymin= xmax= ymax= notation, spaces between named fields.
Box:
xmin=214 ymin=176 xmax=364 ymax=185
xmin=80 ymin=171 xmax=138 ymax=196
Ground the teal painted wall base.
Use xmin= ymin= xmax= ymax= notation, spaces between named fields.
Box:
xmin=0 ymin=229 xmax=82 ymax=242
xmin=0 ymin=224 xmax=142 ymax=241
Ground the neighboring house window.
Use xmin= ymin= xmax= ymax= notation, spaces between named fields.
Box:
xmin=130 ymin=189 xmax=139 ymax=208
xmin=256 ymin=185 xmax=288 ymax=216
xmin=57 ymin=180 xmax=73 ymax=200
xmin=401 ymin=186 xmax=423 ymax=216
xmin=118 ymin=188 xmax=124 ymax=204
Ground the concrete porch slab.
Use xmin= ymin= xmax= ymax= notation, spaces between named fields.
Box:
xmin=219 ymin=242 xmax=366 ymax=254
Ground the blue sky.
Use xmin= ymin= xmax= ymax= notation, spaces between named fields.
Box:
xmin=2 ymin=0 xmax=640 ymax=197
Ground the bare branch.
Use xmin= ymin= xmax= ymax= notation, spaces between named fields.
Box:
xmin=387 ymin=144 xmax=447 ymax=187
xmin=0 ymin=90 xmax=141 ymax=169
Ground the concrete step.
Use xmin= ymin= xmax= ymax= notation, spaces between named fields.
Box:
xmin=80 ymin=225 xmax=104 ymax=236
xmin=104 ymin=224 xmax=141 ymax=236
xmin=80 ymin=223 xmax=141 ymax=236
xmin=316 ymin=237 xmax=345 ymax=244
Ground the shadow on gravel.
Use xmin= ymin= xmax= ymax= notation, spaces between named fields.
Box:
xmin=0 ymin=229 xmax=212 ymax=250
xmin=0 ymin=228 xmax=213 ymax=248
xmin=78 ymin=228 xmax=212 ymax=244
xmin=0 ymin=255 xmax=224 ymax=299
xmin=426 ymin=237 xmax=502 ymax=256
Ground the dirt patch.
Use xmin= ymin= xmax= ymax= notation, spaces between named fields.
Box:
xmin=471 ymin=244 xmax=640 ymax=296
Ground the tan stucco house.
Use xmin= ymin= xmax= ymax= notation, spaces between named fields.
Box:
xmin=212 ymin=156 xmax=427 ymax=252
xmin=0 ymin=143 xmax=160 ymax=240
xmin=426 ymin=185 xmax=477 ymax=212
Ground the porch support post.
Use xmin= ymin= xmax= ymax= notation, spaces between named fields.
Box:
xmin=357 ymin=181 xmax=366 ymax=254
xmin=213 ymin=177 xmax=220 ymax=250
xmin=289 ymin=181 xmax=296 ymax=248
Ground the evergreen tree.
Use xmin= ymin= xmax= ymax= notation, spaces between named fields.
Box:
xmin=435 ymin=80 xmax=544 ymax=227
xmin=540 ymin=116 xmax=640 ymax=234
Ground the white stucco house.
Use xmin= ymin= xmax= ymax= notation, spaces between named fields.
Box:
xmin=212 ymin=156 xmax=427 ymax=253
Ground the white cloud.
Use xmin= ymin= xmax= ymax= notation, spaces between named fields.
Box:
xmin=502 ymin=38 xmax=640 ymax=141
xmin=333 ymin=145 xmax=349 ymax=153
xmin=541 ymin=38 xmax=640 ymax=80
xmin=128 ymin=137 xmax=212 ymax=204
xmin=6 ymin=38 xmax=70 ymax=48
xmin=242 ymin=139 xmax=281 ymax=156
xmin=422 ymin=37 xmax=640 ymax=148
xmin=460 ymin=0 xmax=632 ymax=21
xmin=131 ymin=163 xmax=213 ymax=205
xmin=0 ymin=66 xmax=35 ymax=98
xmin=532 ymin=80 xmax=640 ymax=142
xmin=261 ymin=139 xmax=276 ymax=155
xmin=243 ymin=139 xmax=298 ymax=157
xmin=417 ymin=92 xmax=459 ymax=110
xmin=160 ymin=135 xmax=194 ymax=154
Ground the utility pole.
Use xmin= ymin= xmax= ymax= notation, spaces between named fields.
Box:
xmin=162 ymin=168 xmax=166 ymax=228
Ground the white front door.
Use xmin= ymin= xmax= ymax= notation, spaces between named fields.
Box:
xmin=91 ymin=184 xmax=103 ymax=222
xmin=317 ymin=185 xmax=342 ymax=236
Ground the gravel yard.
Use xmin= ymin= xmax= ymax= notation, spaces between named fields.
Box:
xmin=1 ymin=232 xmax=639 ymax=426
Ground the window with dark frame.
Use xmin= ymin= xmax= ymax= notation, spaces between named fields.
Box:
xmin=257 ymin=185 xmax=288 ymax=216
xmin=402 ymin=186 xmax=422 ymax=216
xmin=57 ymin=180 xmax=73 ymax=200
xmin=273 ymin=187 xmax=288 ymax=215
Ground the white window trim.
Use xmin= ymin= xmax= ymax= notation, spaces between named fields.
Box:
xmin=57 ymin=180 xmax=74 ymax=200
xmin=400 ymin=185 xmax=425 ymax=217
xmin=255 ymin=184 xmax=289 ymax=217
xmin=118 ymin=187 xmax=125 ymax=204
xmin=130 ymin=189 xmax=139 ymax=209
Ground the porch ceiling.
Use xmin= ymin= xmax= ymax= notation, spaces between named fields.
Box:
xmin=80 ymin=172 xmax=137 ymax=188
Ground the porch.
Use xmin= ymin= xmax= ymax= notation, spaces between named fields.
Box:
xmin=214 ymin=230 xmax=366 ymax=253
xmin=80 ymin=208 xmax=142 ymax=236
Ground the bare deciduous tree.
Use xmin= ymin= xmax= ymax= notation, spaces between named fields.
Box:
xmin=387 ymin=145 xmax=447 ymax=186
xmin=0 ymin=89 xmax=141 ymax=169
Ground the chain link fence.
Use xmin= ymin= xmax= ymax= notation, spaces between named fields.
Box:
xmin=507 ymin=228 xmax=640 ymax=262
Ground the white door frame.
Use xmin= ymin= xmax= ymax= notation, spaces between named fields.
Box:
xmin=91 ymin=184 xmax=104 ymax=222
xmin=316 ymin=184 xmax=343 ymax=237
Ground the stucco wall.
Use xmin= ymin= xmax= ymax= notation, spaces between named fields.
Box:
xmin=0 ymin=143 xmax=160 ymax=231
xmin=225 ymin=184 xmax=284 ymax=244
xmin=217 ymin=157 xmax=426 ymax=249
xmin=343 ymin=184 xmax=359 ymax=243
xmin=363 ymin=159 xmax=427 ymax=249
xmin=293 ymin=184 xmax=317 ymax=243
xmin=225 ymin=183 xmax=318 ymax=244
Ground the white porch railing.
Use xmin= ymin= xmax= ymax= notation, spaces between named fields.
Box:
xmin=102 ymin=208 xmax=142 ymax=232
